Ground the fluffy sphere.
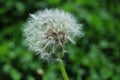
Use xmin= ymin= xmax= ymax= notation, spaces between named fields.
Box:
xmin=23 ymin=9 xmax=83 ymax=62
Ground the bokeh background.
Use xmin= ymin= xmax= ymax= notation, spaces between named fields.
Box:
xmin=0 ymin=0 xmax=120 ymax=80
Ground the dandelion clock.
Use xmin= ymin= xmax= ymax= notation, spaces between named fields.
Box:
xmin=23 ymin=9 xmax=83 ymax=80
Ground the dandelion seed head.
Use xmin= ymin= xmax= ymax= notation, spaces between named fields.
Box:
xmin=23 ymin=9 xmax=83 ymax=62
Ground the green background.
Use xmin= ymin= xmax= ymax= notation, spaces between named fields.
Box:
xmin=0 ymin=0 xmax=120 ymax=80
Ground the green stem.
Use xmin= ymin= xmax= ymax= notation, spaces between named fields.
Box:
xmin=57 ymin=59 xmax=69 ymax=80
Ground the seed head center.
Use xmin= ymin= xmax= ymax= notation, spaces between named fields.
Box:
xmin=45 ymin=28 xmax=66 ymax=45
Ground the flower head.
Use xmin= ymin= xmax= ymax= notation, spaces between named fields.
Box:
xmin=23 ymin=9 xmax=83 ymax=63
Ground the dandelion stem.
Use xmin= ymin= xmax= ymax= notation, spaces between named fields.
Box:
xmin=57 ymin=59 xmax=69 ymax=80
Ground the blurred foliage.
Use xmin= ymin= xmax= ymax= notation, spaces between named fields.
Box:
xmin=0 ymin=0 xmax=120 ymax=80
